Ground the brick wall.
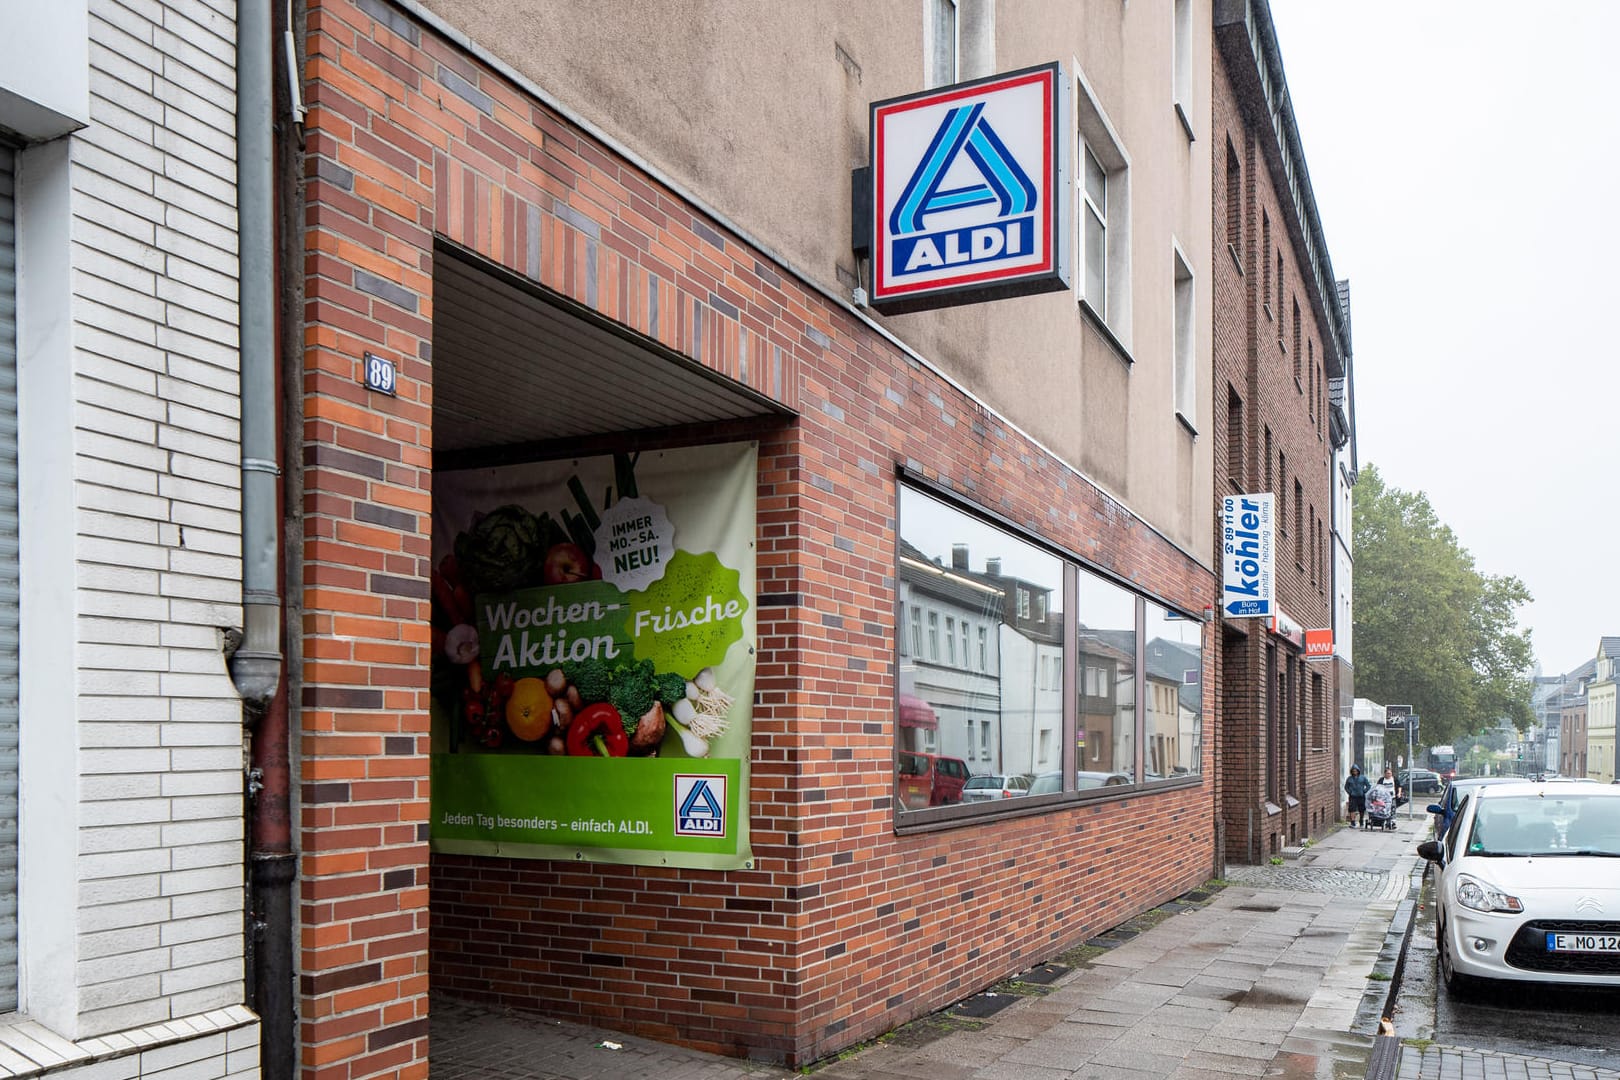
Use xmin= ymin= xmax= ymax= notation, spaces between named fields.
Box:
xmin=1211 ymin=38 xmax=1341 ymax=861
xmin=301 ymin=0 xmax=1218 ymax=1072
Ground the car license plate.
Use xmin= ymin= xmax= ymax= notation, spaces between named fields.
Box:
xmin=1546 ymin=933 xmax=1620 ymax=953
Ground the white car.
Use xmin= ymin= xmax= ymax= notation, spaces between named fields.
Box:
xmin=1418 ymin=782 xmax=1620 ymax=993
xmin=960 ymin=773 xmax=1030 ymax=802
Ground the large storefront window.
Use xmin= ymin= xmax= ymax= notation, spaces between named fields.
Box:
xmin=1145 ymin=602 xmax=1203 ymax=781
xmin=895 ymin=483 xmax=1204 ymax=818
xmin=896 ymin=487 xmax=1064 ymax=811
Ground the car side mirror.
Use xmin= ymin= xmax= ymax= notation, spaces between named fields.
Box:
xmin=1426 ymin=804 xmax=1443 ymax=815
xmin=1416 ymin=840 xmax=1443 ymax=862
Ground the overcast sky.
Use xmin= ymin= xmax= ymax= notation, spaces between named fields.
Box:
xmin=1267 ymin=1 xmax=1620 ymax=676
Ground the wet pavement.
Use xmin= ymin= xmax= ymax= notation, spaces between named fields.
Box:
xmin=431 ymin=811 xmax=1425 ymax=1079
xmin=1396 ymin=858 xmax=1620 ymax=1075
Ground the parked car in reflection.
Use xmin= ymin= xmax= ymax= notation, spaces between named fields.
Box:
xmin=961 ymin=773 xmax=1031 ymax=802
xmin=1417 ymin=782 xmax=1620 ymax=994
xmin=896 ymin=752 xmax=969 ymax=809
xmin=1027 ymin=771 xmax=1132 ymax=796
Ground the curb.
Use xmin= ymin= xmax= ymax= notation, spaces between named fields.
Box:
xmin=1365 ymin=844 xmax=1430 ymax=1080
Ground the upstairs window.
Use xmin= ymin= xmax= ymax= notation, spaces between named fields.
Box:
xmin=1225 ymin=142 xmax=1241 ymax=256
xmin=1173 ymin=244 xmax=1196 ymax=427
xmin=925 ymin=0 xmax=958 ymax=87
xmin=1076 ymin=66 xmax=1132 ymax=344
xmin=1172 ymin=0 xmax=1194 ymax=136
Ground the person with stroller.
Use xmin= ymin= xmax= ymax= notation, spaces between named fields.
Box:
xmin=1381 ymin=764 xmax=1405 ymax=806
xmin=1344 ymin=764 xmax=1370 ymax=829
xmin=1365 ymin=773 xmax=1399 ymax=830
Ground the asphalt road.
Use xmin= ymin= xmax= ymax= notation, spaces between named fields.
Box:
xmin=1397 ymin=865 xmax=1620 ymax=1071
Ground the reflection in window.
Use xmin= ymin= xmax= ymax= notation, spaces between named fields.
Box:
xmin=1077 ymin=571 xmax=1135 ymax=782
xmin=1145 ymin=602 xmax=1203 ymax=781
xmin=896 ymin=487 xmax=1064 ymax=813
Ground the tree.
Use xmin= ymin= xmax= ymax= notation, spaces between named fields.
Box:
xmin=1353 ymin=464 xmax=1534 ymax=747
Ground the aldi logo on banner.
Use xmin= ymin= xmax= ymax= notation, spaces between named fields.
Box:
xmin=870 ymin=63 xmax=1070 ymax=312
xmin=1221 ymin=494 xmax=1274 ymax=618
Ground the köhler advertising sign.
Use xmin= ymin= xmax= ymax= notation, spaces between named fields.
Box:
xmin=870 ymin=63 xmax=1071 ymax=312
xmin=1221 ymin=494 xmax=1274 ymax=618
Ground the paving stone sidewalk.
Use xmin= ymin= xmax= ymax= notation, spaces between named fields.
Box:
xmin=427 ymin=810 xmax=1611 ymax=1080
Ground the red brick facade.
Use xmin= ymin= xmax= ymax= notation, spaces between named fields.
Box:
xmin=298 ymin=0 xmax=1218 ymax=1074
xmin=1210 ymin=38 xmax=1343 ymax=864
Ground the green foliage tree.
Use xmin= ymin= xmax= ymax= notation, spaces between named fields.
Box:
xmin=1353 ymin=464 xmax=1534 ymax=747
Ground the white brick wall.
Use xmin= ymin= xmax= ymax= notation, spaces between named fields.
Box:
xmin=52 ymin=0 xmax=247 ymax=1053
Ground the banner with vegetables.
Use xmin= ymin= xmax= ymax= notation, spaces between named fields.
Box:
xmin=430 ymin=442 xmax=756 ymax=870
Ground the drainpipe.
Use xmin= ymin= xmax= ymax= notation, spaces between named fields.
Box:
xmin=232 ymin=0 xmax=294 ymax=1077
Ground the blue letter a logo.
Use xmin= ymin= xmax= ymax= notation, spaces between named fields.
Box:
xmin=889 ymin=102 xmax=1038 ymax=236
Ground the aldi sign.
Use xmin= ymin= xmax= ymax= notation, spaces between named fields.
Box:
xmin=870 ymin=63 xmax=1070 ymax=312
xmin=1221 ymin=494 xmax=1274 ymax=618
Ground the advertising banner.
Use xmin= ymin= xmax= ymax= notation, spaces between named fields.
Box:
xmin=870 ymin=62 xmax=1071 ymax=312
xmin=1304 ymin=628 xmax=1334 ymax=659
xmin=430 ymin=442 xmax=757 ymax=870
xmin=1221 ymin=494 xmax=1274 ymax=618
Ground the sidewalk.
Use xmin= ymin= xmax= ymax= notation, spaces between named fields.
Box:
xmin=427 ymin=807 xmax=1612 ymax=1080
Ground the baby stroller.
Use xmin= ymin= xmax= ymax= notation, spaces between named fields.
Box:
xmin=1364 ymin=782 xmax=1398 ymax=831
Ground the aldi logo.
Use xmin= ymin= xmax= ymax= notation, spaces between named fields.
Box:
xmin=674 ymin=774 xmax=728 ymax=838
xmin=870 ymin=64 xmax=1070 ymax=312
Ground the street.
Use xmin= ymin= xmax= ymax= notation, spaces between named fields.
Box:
xmin=1396 ymin=866 xmax=1620 ymax=1071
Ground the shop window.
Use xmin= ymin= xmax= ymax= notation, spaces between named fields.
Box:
xmin=1077 ymin=569 xmax=1135 ymax=784
xmin=1145 ymin=602 xmax=1203 ymax=781
xmin=895 ymin=484 xmax=1202 ymax=817
xmin=896 ymin=485 xmax=1063 ymax=814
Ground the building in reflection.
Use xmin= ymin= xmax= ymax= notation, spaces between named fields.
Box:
xmin=897 ymin=541 xmax=1063 ymax=777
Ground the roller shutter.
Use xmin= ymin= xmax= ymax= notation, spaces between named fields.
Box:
xmin=0 ymin=143 xmax=18 ymax=1011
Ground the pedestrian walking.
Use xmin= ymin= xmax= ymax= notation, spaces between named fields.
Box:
xmin=1382 ymin=763 xmax=1405 ymax=805
xmin=1344 ymin=764 xmax=1371 ymax=829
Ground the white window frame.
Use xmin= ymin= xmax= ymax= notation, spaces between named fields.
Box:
xmin=1172 ymin=0 xmax=1195 ymax=139
xmin=1074 ymin=61 xmax=1132 ymax=348
xmin=924 ymin=0 xmax=959 ymax=88
xmin=1172 ymin=239 xmax=1197 ymax=429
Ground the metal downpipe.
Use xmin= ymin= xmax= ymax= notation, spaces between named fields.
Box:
xmin=233 ymin=0 xmax=293 ymax=1076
